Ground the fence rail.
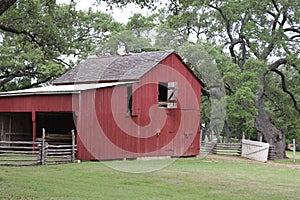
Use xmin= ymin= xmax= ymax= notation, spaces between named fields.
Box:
xmin=0 ymin=129 xmax=76 ymax=166
xmin=268 ymin=145 xmax=276 ymax=160
xmin=201 ymin=141 xmax=278 ymax=161
xmin=201 ymin=142 xmax=242 ymax=156
xmin=0 ymin=141 xmax=41 ymax=166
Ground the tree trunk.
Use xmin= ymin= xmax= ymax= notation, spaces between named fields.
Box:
xmin=254 ymin=72 xmax=286 ymax=159
xmin=224 ymin=120 xmax=231 ymax=143
xmin=254 ymin=107 xmax=286 ymax=158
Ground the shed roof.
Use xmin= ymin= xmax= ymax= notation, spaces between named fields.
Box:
xmin=0 ymin=81 xmax=135 ymax=97
xmin=53 ymin=50 xmax=174 ymax=85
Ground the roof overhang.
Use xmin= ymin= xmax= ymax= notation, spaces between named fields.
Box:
xmin=0 ymin=81 xmax=136 ymax=97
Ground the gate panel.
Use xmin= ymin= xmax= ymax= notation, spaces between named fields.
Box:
xmin=241 ymin=139 xmax=269 ymax=162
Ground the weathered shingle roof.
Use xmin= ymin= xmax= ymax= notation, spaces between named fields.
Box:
xmin=53 ymin=50 xmax=174 ymax=85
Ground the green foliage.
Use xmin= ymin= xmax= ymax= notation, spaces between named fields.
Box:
xmin=265 ymin=67 xmax=300 ymax=143
xmin=95 ymin=30 xmax=152 ymax=55
xmin=0 ymin=0 xmax=123 ymax=90
xmin=126 ymin=13 xmax=157 ymax=29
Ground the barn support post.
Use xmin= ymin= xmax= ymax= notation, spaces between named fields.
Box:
xmin=1 ymin=119 xmax=4 ymax=141
xmin=32 ymin=111 xmax=36 ymax=142
xmin=71 ymin=129 xmax=75 ymax=162
xmin=8 ymin=116 xmax=11 ymax=141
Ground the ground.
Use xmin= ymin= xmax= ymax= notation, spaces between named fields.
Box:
xmin=1 ymin=154 xmax=300 ymax=199
xmin=207 ymin=154 xmax=300 ymax=169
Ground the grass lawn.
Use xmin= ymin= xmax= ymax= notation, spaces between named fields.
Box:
xmin=271 ymin=150 xmax=300 ymax=164
xmin=0 ymin=156 xmax=300 ymax=200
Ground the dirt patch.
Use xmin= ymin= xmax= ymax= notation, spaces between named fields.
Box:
xmin=205 ymin=154 xmax=300 ymax=169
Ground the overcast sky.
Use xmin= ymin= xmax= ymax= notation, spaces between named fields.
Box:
xmin=56 ymin=0 xmax=152 ymax=24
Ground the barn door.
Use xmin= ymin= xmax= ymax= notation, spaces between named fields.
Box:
xmin=167 ymin=82 xmax=178 ymax=109
xmin=241 ymin=139 xmax=270 ymax=162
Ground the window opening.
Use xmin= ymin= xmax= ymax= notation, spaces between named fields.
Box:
xmin=158 ymin=82 xmax=178 ymax=108
xmin=127 ymin=85 xmax=133 ymax=115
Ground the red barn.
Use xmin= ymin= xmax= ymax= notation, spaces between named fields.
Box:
xmin=0 ymin=51 xmax=203 ymax=160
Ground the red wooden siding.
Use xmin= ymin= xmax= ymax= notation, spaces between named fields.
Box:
xmin=0 ymin=95 xmax=75 ymax=112
xmin=76 ymin=53 xmax=202 ymax=160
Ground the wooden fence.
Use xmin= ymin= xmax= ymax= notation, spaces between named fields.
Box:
xmin=268 ymin=145 xmax=276 ymax=160
xmin=0 ymin=141 xmax=42 ymax=166
xmin=41 ymin=129 xmax=76 ymax=165
xmin=0 ymin=130 xmax=76 ymax=166
xmin=200 ymin=142 xmax=242 ymax=156
xmin=201 ymin=141 xmax=277 ymax=160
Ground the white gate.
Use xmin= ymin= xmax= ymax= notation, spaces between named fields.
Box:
xmin=241 ymin=139 xmax=270 ymax=162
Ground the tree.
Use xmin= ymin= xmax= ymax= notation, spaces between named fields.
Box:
xmin=0 ymin=0 xmax=123 ymax=90
xmin=170 ymin=0 xmax=300 ymax=158
xmin=102 ymin=0 xmax=300 ymax=158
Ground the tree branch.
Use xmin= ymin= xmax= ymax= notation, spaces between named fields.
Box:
xmin=0 ymin=0 xmax=16 ymax=16
xmin=20 ymin=75 xmax=55 ymax=90
xmin=271 ymin=0 xmax=280 ymax=12
xmin=284 ymin=27 xmax=300 ymax=34
xmin=209 ymin=4 xmax=241 ymax=65
xmin=0 ymin=24 xmax=43 ymax=46
xmin=268 ymin=58 xmax=287 ymax=70
xmin=270 ymin=69 xmax=300 ymax=113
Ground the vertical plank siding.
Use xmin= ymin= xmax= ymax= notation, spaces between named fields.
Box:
xmin=77 ymin=53 xmax=202 ymax=160
xmin=0 ymin=95 xmax=74 ymax=112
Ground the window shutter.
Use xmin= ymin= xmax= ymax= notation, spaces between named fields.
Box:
xmin=167 ymin=82 xmax=178 ymax=108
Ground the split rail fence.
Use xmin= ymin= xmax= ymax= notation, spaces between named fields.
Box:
xmin=201 ymin=141 xmax=276 ymax=160
xmin=201 ymin=142 xmax=242 ymax=156
xmin=0 ymin=129 xmax=76 ymax=166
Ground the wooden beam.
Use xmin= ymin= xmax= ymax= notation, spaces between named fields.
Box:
xmin=32 ymin=111 xmax=36 ymax=142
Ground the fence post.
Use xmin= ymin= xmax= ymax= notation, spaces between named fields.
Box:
xmin=292 ymin=138 xmax=296 ymax=164
xmin=38 ymin=143 xmax=42 ymax=165
xmin=259 ymin=135 xmax=263 ymax=142
xmin=71 ymin=129 xmax=75 ymax=162
xmin=42 ymin=128 xmax=46 ymax=165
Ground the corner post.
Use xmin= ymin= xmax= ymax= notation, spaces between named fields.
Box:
xmin=292 ymin=138 xmax=296 ymax=164
xmin=71 ymin=129 xmax=76 ymax=162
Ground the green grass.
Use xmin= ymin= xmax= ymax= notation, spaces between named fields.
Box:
xmin=0 ymin=157 xmax=300 ymax=200
xmin=271 ymin=150 xmax=300 ymax=164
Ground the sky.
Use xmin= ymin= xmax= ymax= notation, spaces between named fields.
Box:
xmin=56 ymin=0 xmax=153 ymax=24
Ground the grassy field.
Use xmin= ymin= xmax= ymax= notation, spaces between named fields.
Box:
xmin=0 ymin=156 xmax=300 ymax=200
xmin=270 ymin=150 xmax=300 ymax=164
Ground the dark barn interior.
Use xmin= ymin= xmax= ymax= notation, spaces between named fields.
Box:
xmin=0 ymin=112 xmax=76 ymax=143
xmin=0 ymin=113 xmax=32 ymax=141
xmin=36 ymin=112 xmax=76 ymax=137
